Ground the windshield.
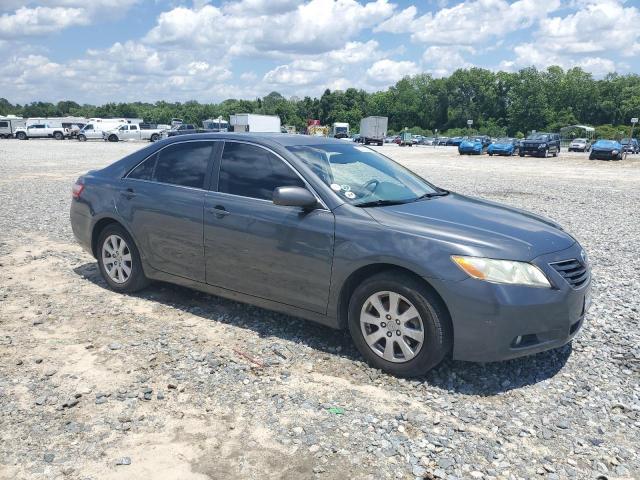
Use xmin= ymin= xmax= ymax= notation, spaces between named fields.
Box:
xmin=527 ymin=133 xmax=549 ymax=140
xmin=496 ymin=137 xmax=511 ymax=143
xmin=286 ymin=143 xmax=438 ymax=206
xmin=573 ymin=138 xmax=586 ymax=142
xmin=335 ymin=126 xmax=348 ymax=133
xmin=595 ymin=140 xmax=617 ymax=147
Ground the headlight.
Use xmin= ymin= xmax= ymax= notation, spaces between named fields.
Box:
xmin=451 ymin=255 xmax=551 ymax=288
xmin=538 ymin=143 xmax=547 ymax=148
xmin=612 ymin=150 xmax=618 ymax=154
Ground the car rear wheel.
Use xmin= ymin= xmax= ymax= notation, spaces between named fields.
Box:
xmin=348 ymin=272 xmax=451 ymax=377
xmin=150 ymin=133 xmax=159 ymax=142
xmin=78 ymin=134 xmax=87 ymax=142
xmin=97 ymin=224 xmax=149 ymax=293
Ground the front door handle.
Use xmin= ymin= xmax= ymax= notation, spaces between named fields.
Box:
xmin=120 ymin=188 xmax=136 ymax=199
xmin=209 ymin=205 xmax=230 ymax=219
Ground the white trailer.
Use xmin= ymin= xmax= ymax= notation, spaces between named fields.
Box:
xmin=0 ymin=116 xmax=26 ymax=138
xmin=230 ymin=114 xmax=281 ymax=133
xmin=359 ymin=116 xmax=388 ymax=146
xmin=332 ymin=122 xmax=349 ymax=139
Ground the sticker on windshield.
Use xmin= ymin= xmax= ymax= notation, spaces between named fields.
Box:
xmin=345 ymin=191 xmax=356 ymax=199
xmin=341 ymin=184 xmax=351 ymax=191
xmin=330 ymin=183 xmax=341 ymax=192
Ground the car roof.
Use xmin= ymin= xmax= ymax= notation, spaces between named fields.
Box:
xmin=161 ymin=132 xmax=347 ymax=148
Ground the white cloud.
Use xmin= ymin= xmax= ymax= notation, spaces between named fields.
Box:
xmin=145 ymin=0 xmax=395 ymax=55
xmin=422 ymin=46 xmax=473 ymax=77
xmin=0 ymin=1 xmax=138 ymax=38
xmin=501 ymin=0 xmax=638 ymax=76
xmin=367 ymin=59 xmax=419 ymax=84
xmin=377 ymin=0 xmax=560 ymax=46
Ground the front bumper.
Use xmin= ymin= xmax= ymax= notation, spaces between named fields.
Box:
xmin=488 ymin=147 xmax=513 ymax=155
xmin=590 ymin=150 xmax=617 ymax=159
xmin=458 ymin=146 xmax=482 ymax=154
xmin=429 ymin=243 xmax=590 ymax=362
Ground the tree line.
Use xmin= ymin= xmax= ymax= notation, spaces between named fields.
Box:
xmin=1 ymin=66 xmax=639 ymax=139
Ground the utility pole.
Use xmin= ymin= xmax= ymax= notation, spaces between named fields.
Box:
xmin=626 ymin=117 xmax=638 ymax=160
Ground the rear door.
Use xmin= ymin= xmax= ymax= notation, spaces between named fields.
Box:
xmin=117 ymin=140 xmax=217 ymax=282
xmin=203 ymin=141 xmax=335 ymax=313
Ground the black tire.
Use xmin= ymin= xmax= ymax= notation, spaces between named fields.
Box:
xmin=348 ymin=272 xmax=452 ymax=377
xmin=616 ymin=154 xmax=622 ymax=161
xmin=78 ymin=134 xmax=87 ymax=142
xmin=17 ymin=132 xmax=27 ymax=140
xmin=54 ymin=131 xmax=64 ymax=140
xmin=589 ymin=154 xmax=595 ymax=160
xmin=108 ymin=134 xmax=118 ymax=142
xmin=150 ymin=133 xmax=159 ymax=142
xmin=519 ymin=152 xmax=525 ymax=157
xmin=97 ymin=224 xmax=150 ymax=293
xmin=488 ymin=152 xmax=493 ymax=156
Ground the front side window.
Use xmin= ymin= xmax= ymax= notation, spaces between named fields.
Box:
xmin=83 ymin=124 xmax=94 ymax=131
xmin=218 ymin=142 xmax=305 ymax=200
xmin=130 ymin=125 xmax=138 ymax=130
xmin=287 ymin=143 xmax=438 ymax=206
xmin=119 ymin=125 xmax=127 ymax=131
xmin=0 ymin=121 xmax=8 ymax=128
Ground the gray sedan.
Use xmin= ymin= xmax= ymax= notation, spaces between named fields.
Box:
xmin=70 ymin=133 xmax=591 ymax=377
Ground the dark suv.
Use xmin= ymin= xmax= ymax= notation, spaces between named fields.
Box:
xmin=519 ymin=132 xmax=561 ymax=158
xmin=620 ymin=138 xmax=639 ymax=154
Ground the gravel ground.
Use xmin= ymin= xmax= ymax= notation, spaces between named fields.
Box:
xmin=0 ymin=139 xmax=638 ymax=480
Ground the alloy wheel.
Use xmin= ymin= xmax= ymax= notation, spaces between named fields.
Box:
xmin=360 ymin=291 xmax=425 ymax=363
xmin=101 ymin=234 xmax=132 ymax=284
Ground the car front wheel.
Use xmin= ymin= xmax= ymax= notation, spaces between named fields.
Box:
xmin=348 ymin=272 xmax=451 ymax=377
xmin=97 ymin=224 xmax=149 ymax=293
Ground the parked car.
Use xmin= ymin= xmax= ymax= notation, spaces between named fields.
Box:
xmin=421 ymin=137 xmax=436 ymax=146
xmin=488 ymin=138 xmax=519 ymax=156
xmin=383 ymin=136 xmax=395 ymax=144
xmin=436 ymin=137 xmax=449 ymax=145
xmin=352 ymin=134 xmax=362 ymax=143
xmin=14 ymin=123 xmax=67 ymax=140
xmin=161 ymin=123 xmax=198 ymax=139
xmin=519 ymin=132 xmax=561 ymax=157
xmin=103 ymin=124 xmax=164 ymax=142
xmin=70 ymin=133 xmax=590 ymax=377
xmin=620 ymin=138 xmax=639 ymax=154
xmin=589 ymin=140 xmax=622 ymax=160
xmin=458 ymin=136 xmax=491 ymax=155
xmin=568 ymin=138 xmax=591 ymax=152
xmin=78 ymin=121 xmax=127 ymax=142
xmin=447 ymin=136 xmax=464 ymax=146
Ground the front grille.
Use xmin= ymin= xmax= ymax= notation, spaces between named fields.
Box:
xmin=550 ymin=259 xmax=589 ymax=288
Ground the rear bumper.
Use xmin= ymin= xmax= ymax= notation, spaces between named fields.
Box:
xmin=70 ymin=200 xmax=93 ymax=255
xmin=429 ymin=243 xmax=590 ymax=363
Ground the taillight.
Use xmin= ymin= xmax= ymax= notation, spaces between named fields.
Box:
xmin=72 ymin=182 xmax=84 ymax=199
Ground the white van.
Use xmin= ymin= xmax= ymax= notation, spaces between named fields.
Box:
xmin=78 ymin=120 xmax=126 ymax=141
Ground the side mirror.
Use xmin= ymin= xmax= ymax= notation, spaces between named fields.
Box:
xmin=273 ymin=186 xmax=318 ymax=209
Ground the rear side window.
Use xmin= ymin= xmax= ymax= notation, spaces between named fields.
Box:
xmin=128 ymin=154 xmax=157 ymax=181
xmin=153 ymin=142 xmax=213 ymax=188
xmin=218 ymin=142 xmax=305 ymax=200
xmin=0 ymin=121 xmax=8 ymax=128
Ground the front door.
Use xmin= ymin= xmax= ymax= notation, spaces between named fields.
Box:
xmin=204 ymin=141 xmax=335 ymax=314
xmin=117 ymin=140 xmax=216 ymax=282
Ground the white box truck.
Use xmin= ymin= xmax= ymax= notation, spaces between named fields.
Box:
xmin=230 ymin=114 xmax=281 ymax=133
xmin=332 ymin=122 xmax=349 ymax=139
xmin=0 ymin=116 xmax=26 ymax=138
xmin=360 ymin=116 xmax=388 ymax=146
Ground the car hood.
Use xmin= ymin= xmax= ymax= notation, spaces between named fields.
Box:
xmin=460 ymin=141 xmax=481 ymax=148
xmin=490 ymin=142 xmax=513 ymax=148
xmin=365 ymin=192 xmax=575 ymax=260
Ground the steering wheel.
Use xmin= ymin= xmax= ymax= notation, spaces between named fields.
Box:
xmin=359 ymin=179 xmax=380 ymax=197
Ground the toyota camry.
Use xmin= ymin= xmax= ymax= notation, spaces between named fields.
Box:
xmin=71 ymin=134 xmax=591 ymax=377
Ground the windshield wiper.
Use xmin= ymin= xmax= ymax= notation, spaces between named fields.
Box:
xmin=355 ymin=199 xmax=411 ymax=208
xmin=413 ymin=189 xmax=450 ymax=201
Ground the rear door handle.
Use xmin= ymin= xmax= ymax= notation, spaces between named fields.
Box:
xmin=120 ymin=188 xmax=136 ymax=199
xmin=209 ymin=205 xmax=230 ymax=219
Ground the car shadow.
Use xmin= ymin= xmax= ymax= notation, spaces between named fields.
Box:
xmin=73 ymin=262 xmax=571 ymax=396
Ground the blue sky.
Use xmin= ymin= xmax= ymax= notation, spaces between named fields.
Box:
xmin=1 ymin=0 xmax=639 ymax=104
